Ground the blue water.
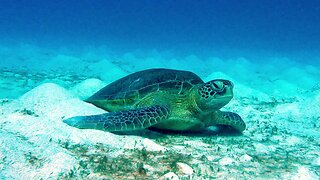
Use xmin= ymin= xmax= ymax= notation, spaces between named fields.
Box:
xmin=1 ymin=0 xmax=320 ymax=62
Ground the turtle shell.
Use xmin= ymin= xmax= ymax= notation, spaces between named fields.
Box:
xmin=86 ymin=68 xmax=204 ymax=111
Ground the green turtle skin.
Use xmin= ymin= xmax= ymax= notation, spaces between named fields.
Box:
xmin=64 ymin=68 xmax=246 ymax=132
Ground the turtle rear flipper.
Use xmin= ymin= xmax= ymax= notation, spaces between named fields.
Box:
xmin=212 ymin=111 xmax=246 ymax=132
xmin=63 ymin=105 xmax=170 ymax=132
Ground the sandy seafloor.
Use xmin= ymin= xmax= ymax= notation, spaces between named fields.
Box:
xmin=0 ymin=44 xmax=320 ymax=179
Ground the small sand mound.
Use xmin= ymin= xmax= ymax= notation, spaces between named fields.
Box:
xmin=69 ymin=78 xmax=106 ymax=100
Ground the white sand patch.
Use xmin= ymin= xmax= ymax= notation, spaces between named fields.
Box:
xmin=269 ymin=90 xmax=320 ymax=138
xmin=31 ymin=152 xmax=78 ymax=179
xmin=253 ymin=143 xmax=276 ymax=154
xmin=274 ymin=102 xmax=302 ymax=119
xmin=300 ymin=91 xmax=320 ymax=118
xmin=0 ymin=82 xmax=152 ymax=178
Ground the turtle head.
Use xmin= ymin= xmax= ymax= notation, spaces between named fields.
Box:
xmin=195 ymin=79 xmax=234 ymax=110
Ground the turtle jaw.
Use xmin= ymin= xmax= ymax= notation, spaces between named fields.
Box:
xmin=208 ymin=95 xmax=233 ymax=109
xmin=207 ymin=84 xmax=233 ymax=109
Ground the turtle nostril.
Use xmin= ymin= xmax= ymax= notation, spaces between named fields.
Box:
xmin=223 ymin=80 xmax=233 ymax=87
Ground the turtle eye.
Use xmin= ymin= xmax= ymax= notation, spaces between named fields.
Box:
xmin=211 ymin=81 xmax=224 ymax=91
xmin=212 ymin=82 xmax=219 ymax=89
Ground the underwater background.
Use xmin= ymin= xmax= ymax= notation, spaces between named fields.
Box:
xmin=0 ymin=0 xmax=319 ymax=179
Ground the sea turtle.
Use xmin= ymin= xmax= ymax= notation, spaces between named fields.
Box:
xmin=63 ymin=68 xmax=246 ymax=132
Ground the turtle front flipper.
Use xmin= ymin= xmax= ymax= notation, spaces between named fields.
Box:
xmin=210 ymin=110 xmax=246 ymax=132
xmin=63 ymin=105 xmax=170 ymax=132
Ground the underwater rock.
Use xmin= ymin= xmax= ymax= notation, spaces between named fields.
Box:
xmin=218 ymin=157 xmax=234 ymax=166
xmin=142 ymin=164 xmax=156 ymax=174
xmin=239 ymin=154 xmax=253 ymax=162
xmin=139 ymin=138 xmax=167 ymax=152
xmin=69 ymin=78 xmax=106 ymax=100
xmin=285 ymin=136 xmax=302 ymax=146
xmin=292 ymin=166 xmax=318 ymax=180
xmin=253 ymin=143 xmax=276 ymax=154
xmin=312 ymin=157 xmax=320 ymax=167
xmin=176 ymin=162 xmax=193 ymax=175
xmin=160 ymin=172 xmax=179 ymax=180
